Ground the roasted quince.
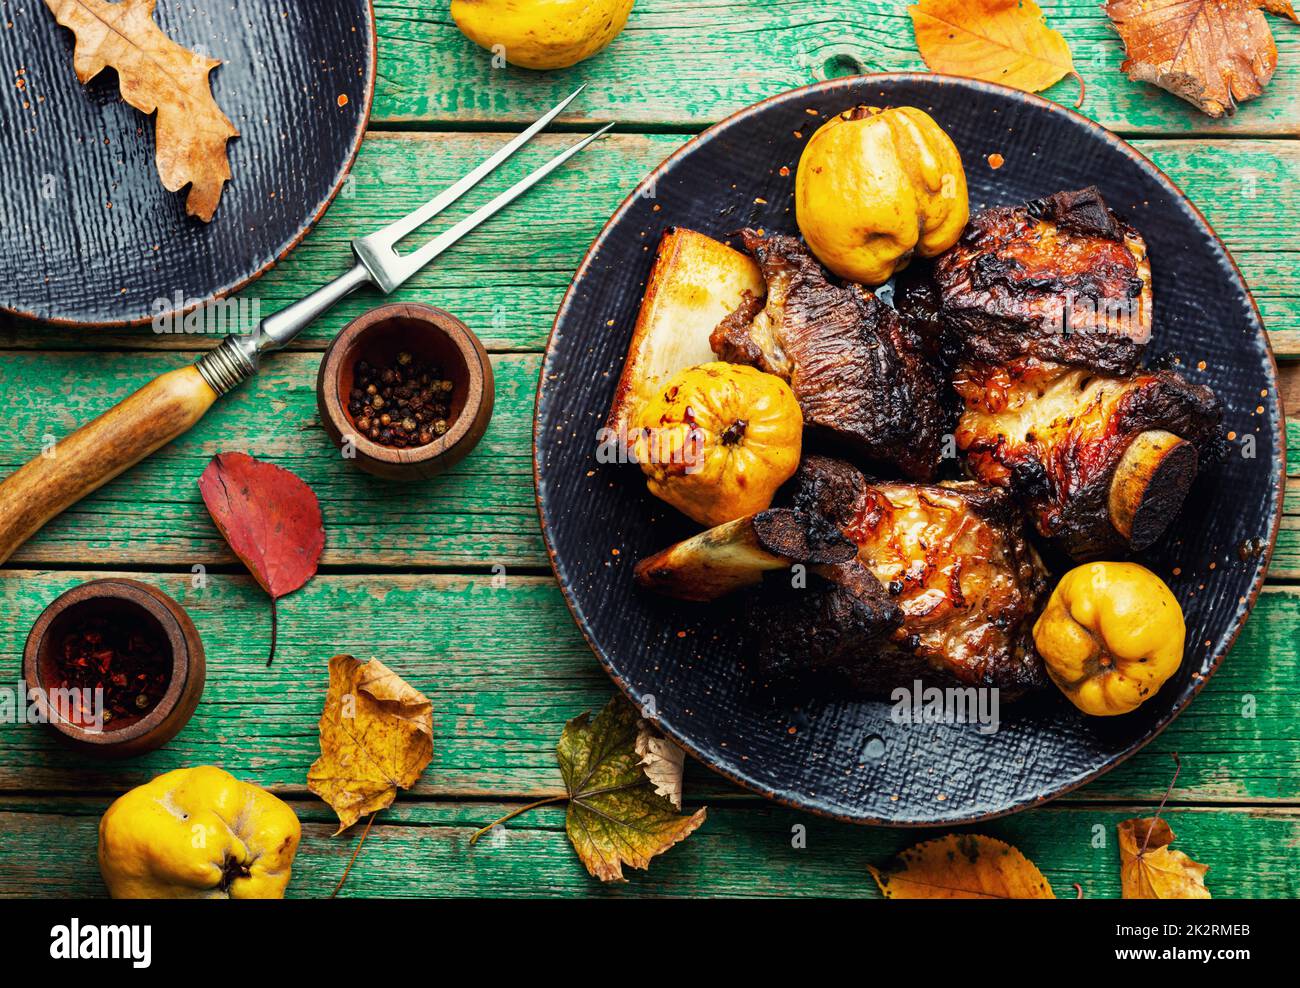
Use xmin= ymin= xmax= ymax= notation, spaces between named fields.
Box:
xmin=633 ymin=362 xmax=801 ymax=528
xmin=796 ymin=105 xmax=968 ymax=285
xmin=1033 ymin=562 xmax=1185 ymax=716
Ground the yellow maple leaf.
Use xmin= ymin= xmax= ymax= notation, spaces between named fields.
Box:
xmin=1117 ymin=818 xmax=1211 ymax=899
xmin=307 ymin=655 xmax=433 ymax=834
xmin=44 ymin=0 xmax=239 ymax=220
xmin=869 ymin=834 xmax=1056 ymax=899
xmin=909 ymin=0 xmax=1084 ymax=106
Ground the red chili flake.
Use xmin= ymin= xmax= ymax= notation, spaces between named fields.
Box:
xmin=53 ymin=617 xmax=170 ymax=726
xmin=987 ymin=153 xmax=1005 ymax=169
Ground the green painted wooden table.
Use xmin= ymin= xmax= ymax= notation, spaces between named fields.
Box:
xmin=1 ymin=1 xmax=1297 ymax=898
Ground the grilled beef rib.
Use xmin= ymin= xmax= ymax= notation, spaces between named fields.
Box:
xmin=899 ymin=186 xmax=1152 ymax=376
xmin=712 ymin=230 xmax=954 ymax=480
xmin=952 ymin=357 xmax=1221 ymax=558
xmin=753 ymin=456 xmax=1049 ymax=695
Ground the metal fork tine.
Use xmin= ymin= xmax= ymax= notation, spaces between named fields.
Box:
xmin=385 ymin=123 xmax=615 ymax=289
xmin=358 ymin=85 xmax=587 ymax=251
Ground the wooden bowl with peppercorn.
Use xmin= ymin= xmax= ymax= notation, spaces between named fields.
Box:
xmin=317 ymin=303 xmax=495 ymax=480
xmin=21 ymin=579 xmax=206 ymax=758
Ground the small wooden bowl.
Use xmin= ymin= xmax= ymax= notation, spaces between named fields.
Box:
xmin=22 ymin=579 xmax=206 ymax=759
xmin=317 ymin=303 xmax=495 ymax=480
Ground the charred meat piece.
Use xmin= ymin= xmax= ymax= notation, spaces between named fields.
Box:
xmin=750 ymin=565 xmax=902 ymax=681
xmin=899 ymin=187 xmax=1153 ymax=376
xmin=711 ymin=230 xmax=954 ymax=480
xmin=754 ymin=456 xmax=1049 ymax=695
xmin=954 ymin=358 xmax=1222 ymax=559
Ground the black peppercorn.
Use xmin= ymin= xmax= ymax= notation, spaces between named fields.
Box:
xmin=349 ymin=352 xmax=458 ymax=449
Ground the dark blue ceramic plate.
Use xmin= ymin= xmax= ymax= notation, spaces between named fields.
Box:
xmin=0 ymin=0 xmax=374 ymax=326
xmin=535 ymin=75 xmax=1285 ymax=825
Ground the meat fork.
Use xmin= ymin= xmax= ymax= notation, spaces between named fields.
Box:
xmin=0 ymin=88 xmax=611 ymax=565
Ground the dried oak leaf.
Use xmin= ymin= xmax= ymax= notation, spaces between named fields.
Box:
xmin=198 ymin=452 xmax=324 ymax=665
xmin=869 ymin=834 xmax=1056 ymax=899
xmin=1118 ymin=818 xmax=1211 ymax=899
xmin=559 ymin=697 xmax=706 ymax=882
xmin=44 ymin=0 xmax=238 ymax=220
xmin=308 ymin=655 xmax=434 ymax=834
xmin=1104 ymin=0 xmax=1281 ymax=117
xmin=909 ymin=0 xmax=1084 ymax=106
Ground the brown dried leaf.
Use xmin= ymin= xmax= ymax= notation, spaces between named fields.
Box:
xmin=1104 ymin=0 xmax=1279 ymax=117
xmin=1118 ymin=818 xmax=1211 ymax=899
xmin=869 ymin=834 xmax=1056 ymax=899
xmin=1262 ymin=0 xmax=1297 ymax=22
xmin=634 ymin=719 xmax=686 ymax=810
xmin=307 ymin=655 xmax=433 ymax=834
xmin=44 ymin=0 xmax=239 ymax=220
xmin=909 ymin=0 xmax=1084 ymax=106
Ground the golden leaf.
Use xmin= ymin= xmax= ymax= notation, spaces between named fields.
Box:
xmin=1117 ymin=818 xmax=1211 ymax=899
xmin=1104 ymin=0 xmax=1279 ymax=117
xmin=558 ymin=697 xmax=706 ymax=882
xmin=44 ymin=0 xmax=239 ymax=220
xmin=869 ymin=834 xmax=1056 ymax=899
xmin=909 ymin=0 xmax=1084 ymax=106
xmin=307 ymin=655 xmax=433 ymax=834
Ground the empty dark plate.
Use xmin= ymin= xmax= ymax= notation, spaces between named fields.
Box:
xmin=0 ymin=0 xmax=374 ymax=326
xmin=535 ymin=75 xmax=1286 ymax=825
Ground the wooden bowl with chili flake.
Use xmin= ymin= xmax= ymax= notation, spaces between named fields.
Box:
xmin=21 ymin=579 xmax=206 ymax=759
xmin=317 ymin=303 xmax=495 ymax=480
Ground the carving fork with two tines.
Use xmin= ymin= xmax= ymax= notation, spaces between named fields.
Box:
xmin=0 ymin=88 xmax=610 ymax=564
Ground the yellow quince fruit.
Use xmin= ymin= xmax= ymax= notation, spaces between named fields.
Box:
xmin=1033 ymin=562 xmax=1186 ymax=716
xmin=98 ymin=766 xmax=301 ymax=899
xmin=796 ymin=105 xmax=968 ymax=285
xmin=633 ymin=362 xmax=802 ymax=528
xmin=451 ymin=0 xmax=634 ymax=70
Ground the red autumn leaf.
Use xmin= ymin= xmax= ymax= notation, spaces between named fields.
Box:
xmin=198 ymin=452 xmax=325 ymax=665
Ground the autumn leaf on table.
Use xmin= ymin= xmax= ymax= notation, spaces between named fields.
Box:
xmin=869 ymin=834 xmax=1056 ymax=899
xmin=1104 ymin=0 xmax=1285 ymax=117
xmin=197 ymin=452 xmax=324 ymax=665
xmin=909 ymin=0 xmax=1084 ymax=107
xmin=558 ymin=698 xmax=706 ymax=882
xmin=1263 ymin=0 xmax=1298 ymax=21
xmin=307 ymin=655 xmax=434 ymax=834
xmin=1117 ymin=818 xmax=1211 ymax=899
xmin=471 ymin=696 xmax=706 ymax=883
xmin=44 ymin=0 xmax=238 ymax=220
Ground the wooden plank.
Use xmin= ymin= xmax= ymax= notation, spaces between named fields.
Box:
xmin=1281 ymin=364 xmax=1300 ymax=417
xmin=1 ymin=351 xmax=1296 ymax=571
xmin=0 ymin=351 xmax=546 ymax=568
xmin=1 ymin=570 xmax=1296 ymax=804
xmin=1268 ymin=417 xmax=1300 ymax=580
xmin=370 ymin=0 xmax=1300 ymax=137
xmin=0 ymin=134 xmax=1296 ymax=355
xmin=0 ymin=797 xmax=1293 ymax=898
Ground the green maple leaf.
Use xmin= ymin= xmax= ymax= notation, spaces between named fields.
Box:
xmin=557 ymin=696 xmax=707 ymax=882
xmin=471 ymin=695 xmax=707 ymax=882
